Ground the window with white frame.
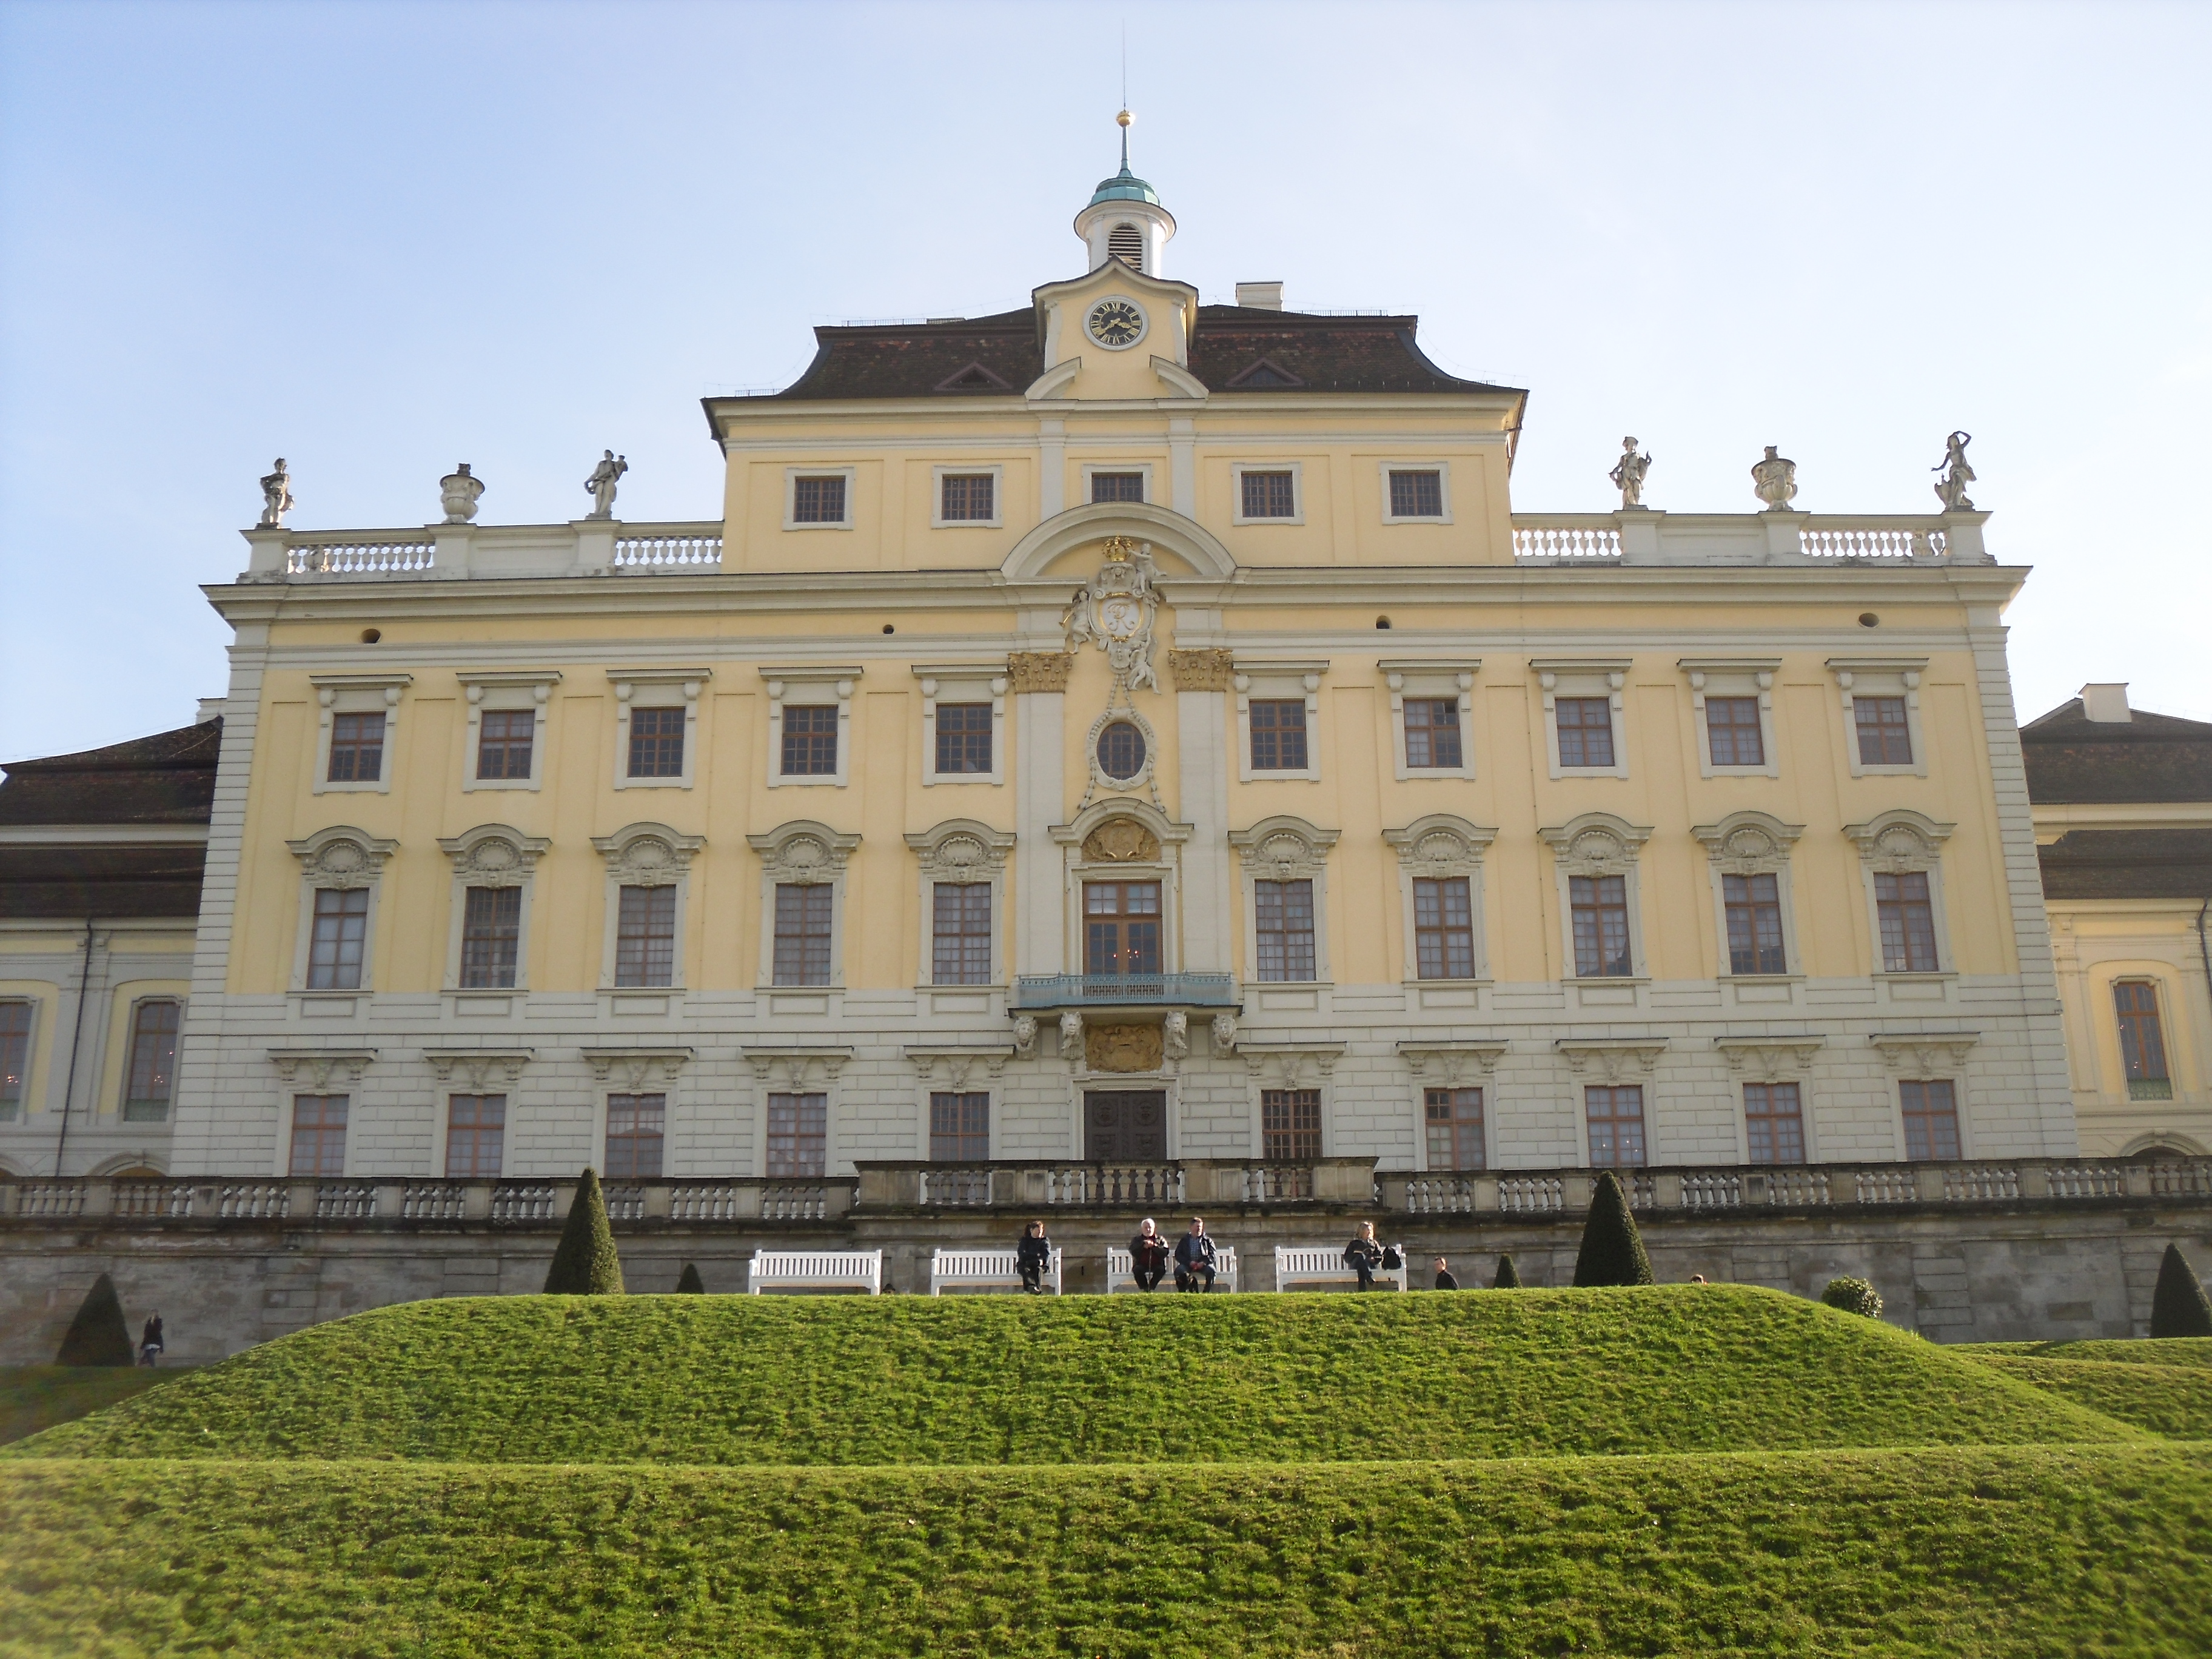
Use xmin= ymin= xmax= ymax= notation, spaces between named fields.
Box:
xmin=1230 ymin=817 xmax=1338 ymax=985
xmin=915 ymin=667 xmax=1007 ymax=787
xmin=0 ymin=999 xmax=32 ymax=1120
xmin=907 ymin=820 xmax=1014 ymax=987
xmin=1085 ymin=466 xmax=1149 ymax=504
xmin=1681 ymin=660 xmax=1780 ymax=779
xmin=1541 ymin=814 xmax=1651 ymax=981
xmin=1386 ymin=815 xmax=1495 ymax=983
xmin=609 ymin=670 xmax=707 ymax=791
xmin=785 ymin=468 xmax=854 ymax=528
xmin=287 ymin=826 xmax=397 ymax=993
xmin=1379 ymin=462 xmax=1451 ymax=523
xmin=310 ymin=674 xmax=410 ymax=795
xmin=749 ymin=820 xmax=859 ymax=990
xmin=763 ymin=669 xmax=859 ymax=789
xmin=1828 ymin=659 xmax=1929 ymax=779
xmin=458 ymin=670 xmax=559 ymax=792
xmin=932 ymin=467 xmax=1002 ymax=528
xmin=1534 ymin=662 xmax=1631 ymax=779
xmin=1693 ymin=812 xmax=1804 ymax=979
xmin=121 ymin=997 xmax=179 ymax=1121
xmin=1846 ymin=811 xmax=1954 ymax=975
xmin=1230 ymin=463 xmax=1301 ymax=525
xmin=438 ymin=823 xmax=549 ymax=993
xmin=2115 ymin=981 xmax=2173 ymax=1101
xmin=1383 ymin=662 xmax=1478 ymax=780
xmin=591 ymin=822 xmax=703 ymax=993
xmin=1233 ymin=664 xmax=1326 ymax=783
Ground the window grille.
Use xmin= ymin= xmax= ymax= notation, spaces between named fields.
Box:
xmin=1413 ymin=877 xmax=1475 ymax=980
xmin=308 ymin=888 xmax=369 ymax=990
xmin=460 ymin=885 xmax=521 ymax=988
xmin=626 ymin=706 xmax=685 ymax=778
xmin=934 ymin=703 xmax=991 ymax=774
xmin=773 ymin=883 xmax=834 ymax=986
xmin=1240 ymin=470 xmax=1295 ymax=518
xmin=1570 ymin=875 xmax=1632 ymax=977
xmin=615 ymin=885 xmax=677 ymax=987
xmin=1723 ymin=873 xmax=1786 ymax=975
xmin=1262 ymin=1088 xmax=1322 ymax=1161
xmin=1254 ymin=879 xmax=1316 ymax=982
xmin=792 ymin=475 xmax=846 ymax=523
xmin=1387 ymin=469 xmax=1443 ymax=518
xmin=1107 ymin=223 xmax=1144 ymax=268
xmin=781 ymin=704 xmax=839 ymax=776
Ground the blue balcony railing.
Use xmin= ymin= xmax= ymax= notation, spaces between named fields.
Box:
xmin=1012 ymin=973 xmax=1238 ymax=1010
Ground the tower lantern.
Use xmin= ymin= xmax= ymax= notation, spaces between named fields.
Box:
xmin=1074 ymin=110 xmax=1175 ymax=277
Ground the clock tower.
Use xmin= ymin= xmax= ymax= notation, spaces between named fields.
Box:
xmin=1073 ymin=111 xmax=1176 ymax=277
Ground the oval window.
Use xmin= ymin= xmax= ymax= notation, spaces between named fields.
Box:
xmin=1097 ymin=721 xmax=1147 ymax=780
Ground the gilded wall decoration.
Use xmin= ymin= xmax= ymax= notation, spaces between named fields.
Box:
xmin=1168 ymin=648 xmax=1235 ymax=692
xmin=1087 ymin=1024 xmax=1164 ymax=1073
xmin=1082 ymin=819 xmax=1160 ymax=863
xmin=1007 ymin=651 xmax=1074 ymax=694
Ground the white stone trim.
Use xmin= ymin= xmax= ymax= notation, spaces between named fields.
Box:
xmin=1082 ymin=703 xmax=1160 ymax=798
xmin=1052 ymin=800 xmax=1193 ymax=976
xmin=1845 ymin=809 xmax=1957 ymax=977
xmin=1872 ymin=1033 xmax=1981 ymax=1160
xmin=1382 ymin=659 xmax=1479 ymax=781
xmin=907 ymin=819 xmax=1015 ymax=987
xmin=1540 ymin=813 xmax=1652 ymax=982
xmin=591 ymin=822 xmax=703 ymax=993
xmin=763 ymin=666 xmax=859 ymax=789
xmin=1233 ymin=660 xmax=1326 ymax=783
xmin=309 ymin=673 xmax=410 ymax=796
xmin=1229 ymin=815 xmax=1339 ymax=986
xmin=914 ymin=665 xmax=1007 ymax=787
xmin=286 ymin=826 xmax=397 ymax=994
xmin=436 ymin=823 xmax=551 ymax=993
xmin=928 ymin=464 xmax=1005 ymax=529
xmin=1828 ymin=657 xmax=1930 ymax=779
xmin=458 ymin=669 xmax=560 ymax=793
xmin=1679 ymin=657 xmax=1780 ymax=779
xmin=1385 ymin=813 xmax=1496 ymax=984
xmin=1532 ymin=659 xmax=1631 ymax=780
xmin=1692 ymin=811 xmax=1805 ymax=980
xmin=1080 ymin=460 xmax=1154 ymax=505
xmin=1378 ymin=459 xmax=1453 ymax=525
xmin=749 ymin=821 xmax=860 ymax=989
xmin=1228 ymin=460 xmax=1304 ymax=526
xmin=609 ymin=668 xmax=708 ymax=792
xmin=783 ymin=465 xmax=856 ymax=529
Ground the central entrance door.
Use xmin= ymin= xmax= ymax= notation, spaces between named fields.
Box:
xmin=1085 ymin=1090 xmax=1167 ymax=1161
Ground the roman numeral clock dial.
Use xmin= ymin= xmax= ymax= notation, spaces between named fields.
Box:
xmin=1085 ymin=297 xmax=1147 ymax=350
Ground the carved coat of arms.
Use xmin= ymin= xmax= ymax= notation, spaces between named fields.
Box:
xmin=1062 ymin=537 xmax=1161 ymax=693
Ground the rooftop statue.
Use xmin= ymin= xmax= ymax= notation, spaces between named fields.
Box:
xmin=257 ymin=458 xmax=293 ymax=528
xmin=1609 ymin=438 xmax=1653 ymax=510
xmin=440 ymin=463 xmax=484 ymax=525
xmin=1751 ymin=444 xmax=1798 ymax=511
xmin=1932 ymin=431 xmax=1976 ymax=512
xmin=585 ymin=450 xmax=628 ymax=520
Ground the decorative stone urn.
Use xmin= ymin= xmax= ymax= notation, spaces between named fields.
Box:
xmin=1750 ymin=446 xmax=1797 ymax=511
xmin=440 ymin=463 xmax=485 ymax=524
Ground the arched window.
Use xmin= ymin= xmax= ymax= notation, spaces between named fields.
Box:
xmin=1108 ymin=222 xmax=1144 ymax=270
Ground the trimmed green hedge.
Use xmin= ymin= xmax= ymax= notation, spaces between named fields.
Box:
xmin=13 ymin=1286 xmax=2133 ymax=1466
xmin=1980 ymin=1356 xmax=2212 ymax=1439
xmin=0 ymin=1367 xmax=184 ymax=1447
xmin=1957 ymin=1337 xmax=2212 ymax=1368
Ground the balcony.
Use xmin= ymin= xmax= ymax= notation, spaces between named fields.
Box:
xmin=1012 ymin=973 xmax=1238 ymax=1011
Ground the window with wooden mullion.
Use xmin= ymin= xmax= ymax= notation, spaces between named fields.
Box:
xmin=460 ymin=885 xmax=522 ymax=988
xmin=931 ymin=882 xmax=993 ymax=985
xmin=476 ymin=709 xmax=535 ymax=780
xmin=326 ymin=711 xmax=384 ymax=783
xmin=445 ymin=1094 xmax=506 ymax=1178
xmin=1248 ymin=699 xmax=1308 ymax=771
xmin=1706 ymin=697 xmax=1764 ymax=767
xmin=780 ymin=704 xmax=839 ymax=776
xmin=1743 ymin=1081 xmax=1805 ymax=1164
xmin=1424 ymin=1088 xmax=1485 ymax=1171
xmin=939 ymin=473 xmax=994 ymax=522
xmin=1584 ymin=1085 xmax=1646 ymax=1167
xmin=604 ymin=1092 xmax=666 ymax=1178
xmin=1083 ymin=882 xmax=1161 ymax=977
xmin=1722 ymin=873 xmax=1786 ymax=975
xmin=1254 ymin=879 xmax=1316 ymax=982
xmin=1855 ymin=697 xmax=1913 ymax=765
xmin=934 ymin=703 xmax=991 ymax=774
xmin=626 ymin=706 xmax=685 ymax=778
xmin=1403 ymin=697 xmax=1462 ymax=769
xmin=307 ymin=888 xmax=370 ymax=990
xmin=2115 ymin=982 xmax=2171 ymax=1100
xmin=929 ymin=1091 xmax=990 ymax=1162
xmin=773 ymin=882 xmax=834 ymax=987
xmin=0 ymin=1001 xmax=29 ymax=1119
xmin=766 ymin=1091 xmax=827 ymax=1177
xmin=288 ymin=1094 xmax=349 ymax=1176
xmin=1874 ymin=871 xmax=1938 ymax=973
xmin=1261 ymin=1088 xmax=1322 ymax=1161
xmin=1413 ymin=876 xmax=1475 ymax=980
xmin=615 ymin=885 xmax=677 ymax=988
xmin=1555 ymin=697 xmax=1615 ymax=768
xmin=1569 ymin=874 xmax=1632 ymax=977
xmin=1900 ymin=1078 xmax=1960 ymax=1160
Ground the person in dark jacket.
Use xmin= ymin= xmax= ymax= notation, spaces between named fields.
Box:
xmin=1433 ymin=1257 xmax=1459 ymax=1290
xmin=1129 ymin=1219 xmax=1171 ymax=1291
xmin=1344 ymin=1222 xmax=1385 ymax=1291
xmin=1015 ymin=1221 xmax=1054 ymax=1293
xmin=1174 ymin=1218 xmax=1219 ymax=1292
xmin=138 ymin=1312 xmax=164 ymax=1366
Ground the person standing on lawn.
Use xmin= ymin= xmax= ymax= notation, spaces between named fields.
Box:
xmin=1433 ymin=1257 xmax=1459 ymax=1290
xmin=138 ymin=1312 xmax=164 ymax=1366
xmin=1129 ymin=1218 xmax=1171 ymax=1291
xmin=1344 ymin=1222 xmax=1385 ymax=1291
xmin=1015 ymin=1220 xmax=1054 ymax=1293
xmin=1174 ymin=1218 xmax=1219 ymax=1292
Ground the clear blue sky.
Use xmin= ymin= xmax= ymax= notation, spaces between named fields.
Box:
xmin=3 ymin=0 xmax=2207 ymax=762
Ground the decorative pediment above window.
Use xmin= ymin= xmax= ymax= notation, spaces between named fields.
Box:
xmin=1226 ymin=356 xmax=1304 ymax=389
xmin=287 ymin=826 xmax=398 ymax=888
xmin=1239 ymin=1040 xmax=1346 ymax=1087
xmin=592 ymin=822 xmax=705 ymax=885
xmin=905 ymin=1045 xmax=1011 ymax=1088
xmin=437 ymin=823 xmax=551 ymax=885
xmin=749 ymin=820 xmax=860 ymax=884
xmin=1691 ymin=811 xmax=1804 ymax=876
xmin=1713 ymin=1036 xmax=1825 ymax=1080
xmin=1869 ymin=1032 xmax=1978 ymax=1073
xmin=906 ymin=820 xmax=1015 ymax=881
xmin=1555 ymin=1037 xmax=1668 ymax=1082
xmin=1538 ymin=813 xmax=1652 ymax=877
xmin=1384 ymin=813 xmax=1498 ymax=877
xmin=424 ymin=1048 xmax=534 ymax=1089
xmin=932 ymin=361 xmax=1013 ymax=392
xmin=1398 ymin=1039 xmax=1510 ymax=1086
xmin=1228 ymin=815 xmax=1339 ymax=880
xmin=743 ymin=1045 xmax=853 ymax=1087
xmin=267 ymin=1048 xmax=375 ymax=1089
xmin=1843 ymin=809 xmax=1954 ymax=873
xmin=584 ymin=1048 xmax=693 ymax=1088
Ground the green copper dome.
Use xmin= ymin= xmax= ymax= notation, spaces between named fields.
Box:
xmin=1089 ymin=161 xmax=1159 ymax=207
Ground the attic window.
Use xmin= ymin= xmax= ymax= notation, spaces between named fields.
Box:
xmin=1228 ymin=357 xmax=1303 ymax=389
xmin=1108 ymin=223 xmax=1144 ymax=269
xmin=933 ymin=361 xmax=1011 ymax=393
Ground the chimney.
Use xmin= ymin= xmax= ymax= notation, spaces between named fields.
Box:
xmin=2079 ymin=683 xmax=2132 ymax=723
xmin=1235 ymin=281 xmax=1284 ymax=311
xmin=196 ymin=697 xmax=227 ymax=725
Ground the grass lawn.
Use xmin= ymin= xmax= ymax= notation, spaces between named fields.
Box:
xmin=0 ymin=1369 xmax=184 ymax=1448
xmin=1979 ymin=1356 xmax=2212 ymax=1440
xmin=3 ymin=1444 xmax=2206 ymax=1657
xmin=1956 ymin=1338 xmax=2212 ymax=1369
xmin=10 ymin=1287 xmax=2136 ymax=1466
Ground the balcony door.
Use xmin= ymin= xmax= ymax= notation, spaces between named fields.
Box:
xmin=1084 ymin=880 xmax=1161 ymax=977
xmin=1085 ymin=1090 xmax=1167 ymax=1161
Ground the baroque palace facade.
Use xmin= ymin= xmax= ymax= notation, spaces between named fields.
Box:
xmin=4 ymin=139 xmax=2208 ymax=1352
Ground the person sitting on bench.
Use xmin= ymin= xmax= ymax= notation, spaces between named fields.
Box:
xmin=1129 ymin=1218 xmax=1171 ymax=1292
xmin=1344 ymin=1222 xmax=1385 ymax=1291
xmin=1174 ymin=1217 xmax=1219 ymax=1292
xmin=1015 ymin=1220 xmax=1054 ymax=1294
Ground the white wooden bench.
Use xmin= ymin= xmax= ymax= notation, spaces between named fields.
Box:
xmin=746 ymin=1248 xmax=882 ymax=1295
xmin=1106 ymin=1244 xmax=1239 ymax=1293
xmin=1274 ymin=1244 xmax=1408 ymax=1292
xmin=928 ymin=1246 xmax=1062 ymax=1295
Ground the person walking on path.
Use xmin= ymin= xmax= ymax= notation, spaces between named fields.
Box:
xmin=1015 ymin=1220 xmax=1054 ymax=1293
xmin=1433 ymin=1257 xmax=1459 ymax=1290
xmin=1175 ymin=1218 xmax=1219 ymax=1292
xmin=138 ymin=1312 xmax=164 ymax=1367
xmin=1129 ymin=1219 xmax=1171 ymax=1292
xmin=1344 ymin=1222 xmax=1385 ymax=1292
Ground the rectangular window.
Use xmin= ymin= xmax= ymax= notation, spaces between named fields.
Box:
xmin=1387 ymin=468 xmax=1444 ymax=518
xmin=288 ymin=1094 xmax=349 ymax=1176
xmin=1254 ymin=879 xmax=1317 ymax=982
xmin=626 ymin=706 xmax=685 ymax=779
xmin=605 ymin=1092 xmax=666 ymax=1178
xmin=1855 ymin=696 xmax=1914 ymax=766
xmin=1555 ymin=697 xmax=1615 ymax=768
xmin=1706 ymin=697 xmax=1765 ymax=768
xmin=0 ymin=1000 xmax=28 ymax=1119
xmin=1743 ymin=1081 xmax=1805 ymax=1165
xmin=1424 ymin=1087 xmax=1485 ymax=1171
xmin=326 ymin=711 xmax=384 ymax=783
xmin=614 ymin=884 xmax=677 ymax=988
xmin=931 ymin=882 xmax=993 ymax=985
xmin=2116 ymin=982 xmax=2172 ymax=1100
xmin=929 ymin=1091 xmax=990 ymax=1161
xmin=792 ymin=474 xmax=846 ymax=523
xmin=1248 ymin=699 xmax=1309 ymax=771
xmin=773 ymin=882 xmax=834 ymax=986
xmin=121 ymin=999 xmax=180 ymax=1121
xmin=1084 ymin=881 xmax=1162 ymax=977
xmin=445 ymin=1093 xmax=506 ymax=1178
xmin=1900 ymin=1079 xmax=1960 ymax=1161
xmin=1403 ymin=697 xmax=1463 ymax=769
xmin=1723 ymin=873 xmax=1787 ymax=976
xmin=1874 ymin=871 xmax=1939 ymax=973
xmin=1586 ymin=1085 xmax=1646 ymax=1167
xmin=475 ymin=709 xmax=535 ymax=780
xmin=934 ymin=703 xmax=992 ymax=775
xmin=460 ymin=885 xmax=522 ymax=989
xmin=1413 ymin=876 xmax=1476 ymax=980
xmin=1090 ymin=471 xmax=1145 ymax=504
xmin=766 ymin=1091 xmax=827 ymax=1177
xmin=780 ymin=704 xmax=839 ymax=777
xmin=939 ymin=473 xmax=994 ymax=522
xmin=1240 ymin=470 xmax=1296 ymax=518
xmin=1570 ymin=874 xmax=1632 ymax=977
xmin=1262 ymin=1088 xmax=1322 ymax=1162
xmin=307 ymin=886 xmax=370 ymax=990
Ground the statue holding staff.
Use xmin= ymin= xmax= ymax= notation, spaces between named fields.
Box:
xmin=1609 ymin=438 xmax=1652 ymax=509
xmin=585 ymin=450 xmax=628 ymax=520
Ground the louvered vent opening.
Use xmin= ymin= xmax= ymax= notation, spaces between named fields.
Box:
xmin=1108 ymin=223 xmax=1144 ymax=269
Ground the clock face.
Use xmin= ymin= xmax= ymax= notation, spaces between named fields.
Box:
xmin=1086 ymin=297 xmax=1147 ymax=350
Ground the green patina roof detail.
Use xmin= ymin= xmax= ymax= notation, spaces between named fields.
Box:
xmin=1089 ymin=161 xmax=1159 ymax=207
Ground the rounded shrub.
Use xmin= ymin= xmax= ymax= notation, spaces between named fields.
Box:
xmin=2150 ymin=1243 xmax=2212 ymax=1339
xmin=1572 ymin=1170 xmax=1655 ymax=1287
xmin=1492 ymin=1253 xmax=1523 ymax=1290
xmin=1822 ymin=1277 xmax=1883 ymax=1319
xmin=56 ymin=1271 xmax=135 ymax=1366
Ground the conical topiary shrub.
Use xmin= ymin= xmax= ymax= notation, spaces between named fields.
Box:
xmin=2150 ymin=1243 xmax=2212 ymax=1339
xmin=543 ymin=1169 xmax=624 ymax=1295
xmin=1822 ymin=1276 xmax=1883 ymax=1319
xmin=1572 ymin=1170 xmax=1655 ymax=1288
xmin=1492 ymin=1253 xmax=1523 ymax=1290
xmin=675 ymin=1262 xmax=705 ymax=1295
xmin=57 ymin=1272 xmax=135 ymax=1366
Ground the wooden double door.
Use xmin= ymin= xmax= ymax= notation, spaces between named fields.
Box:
xmin=1085 ymin=1090 xmax=1167 ymax=1161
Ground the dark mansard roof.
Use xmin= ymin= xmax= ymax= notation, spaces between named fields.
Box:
xmin=2023 ymin=699 xmax=2212 ymax=902
xmin=0 ymin=720 xmax=218 ymax=919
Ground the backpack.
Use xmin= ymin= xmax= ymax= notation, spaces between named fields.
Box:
xmin=1380 ymin=1245 xmax=1403 ymax=1272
